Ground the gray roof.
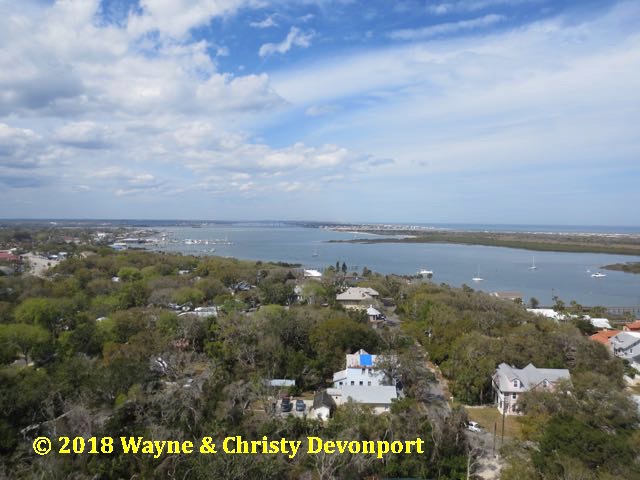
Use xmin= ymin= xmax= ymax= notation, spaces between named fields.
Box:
xmin=493 ymin=363 xmax=570 ymax=392
xmin=341 ymin=385 xmax=397 ymax=405
xmin=367 ymin=305 xmax=381 ymax=316
xmin=336 ymin=287 xmax=379 ymax=301
xmin=264 ymin=379 xmax=295 ymax=387
xmin=313 ymin=390 xmax=336 ymax=410
xmin=611 ymin=332 xmax=640 ymax=352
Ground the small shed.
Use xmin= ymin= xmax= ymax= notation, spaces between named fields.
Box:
xmin=312 ymin=390 xmax=336 ymax=421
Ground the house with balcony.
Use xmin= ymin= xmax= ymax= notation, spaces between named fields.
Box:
xmin=610 ymin=331 xmax=640 ymax=372
xmin=492 ymin=363 xmax=570 ymax=415
xmin=332 ymin=349 xmax=388 ymax=388
xmin=329 ymin=349 xmax=398 ymax=414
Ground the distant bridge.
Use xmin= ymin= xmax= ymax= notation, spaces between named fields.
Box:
xmin=604 ymin=306 xmax=640 ymax=317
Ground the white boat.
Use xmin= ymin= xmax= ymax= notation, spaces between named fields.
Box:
xmin=528 ymin=256 xmax=537 ymax=270
xmin=419 ymin=269 xmax=433 ymax=276
xmin=591 ymin=272 xmax=607 ymax=278
xmin=472 ymin=266 xmax=483 ymax=282
xmin=212 ymin=235 xmax=233 ymax=245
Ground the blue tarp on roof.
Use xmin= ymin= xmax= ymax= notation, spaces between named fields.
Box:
xmin=360 ymin=354 xmax=373 ymax=366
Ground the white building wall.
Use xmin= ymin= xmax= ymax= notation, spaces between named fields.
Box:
xmin=333 ymin=367 xmax=386 ymax=388
xmin=496 ymin=390 xmax=521 ymax=415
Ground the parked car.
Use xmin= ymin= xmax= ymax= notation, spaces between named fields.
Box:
xmin=295 ymin=399 xmax=306 ymax=412
xmin=281 ymin=397 xmax=292 ymax=413
xmin=466 ymin=421 xmax=482 ymax=433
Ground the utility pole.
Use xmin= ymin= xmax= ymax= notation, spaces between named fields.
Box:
xmin=492 ymin=422 xmax=496 ymax=456
xmin=501 ymin=398 xmax=508 ymax=447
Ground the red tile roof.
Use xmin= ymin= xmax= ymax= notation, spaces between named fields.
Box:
xmin=589 ymin=330 xmax=620 ymax=346
xmin=623 ymin=320 xmax=640 ymax=332
xmin=0 ymin=252 xmax=19 ymax=261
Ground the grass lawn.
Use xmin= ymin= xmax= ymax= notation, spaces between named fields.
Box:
xmin=465 ymin=406 xmax=523 ymax=439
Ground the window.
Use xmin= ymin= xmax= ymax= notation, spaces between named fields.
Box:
xmin=512 ymin=393 xmax=517 ymax=399
xmin=362 ymin=368 xmax=366 ymax=374
xmin=513 ymin=380 xmax=519 ymax=388
xmin=339 ymin=382 xmax=343 ymax=386
xmin=359 ymin=381 xmax=363 ymax=386
xmin=350 ymin=381 xmax=354 ymax=386
xmin=367 ymin=381 xmax=371 ymax=386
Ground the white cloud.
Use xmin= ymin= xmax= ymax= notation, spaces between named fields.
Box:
xmin=427 ymin=0 xmax=540 ymax=15
xmin=259 ymin=27 xmax=314 ymax=57
xmin=196 ymin=73 xmax=283 ymax=111
xmin=305 ymin=104 xmax=340 ymax=116
xmin=276 ymin=181 xmax=304 ymax=192
xmin=250 ymin=15 xmax=278 ymax=28
xmin=270 ymin=1 xmax=640 ymax=179
xmin=127 ymin=0 xmax=257 ymax=39
xmin=389 ymin=14 xmax=506 ymax=40
xmin=1 ymin=0 xmax=638 ymax=224
xmin=258 ymin=143 xmax=348 ymax=169
xmin=53 ymin=122 xmax=114 ymax=149
xmin=0 ymin=123 xmax=42 ymax=169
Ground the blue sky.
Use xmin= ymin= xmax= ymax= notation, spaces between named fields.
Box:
xmin=0 ymin=0 xmax=638 ymax=224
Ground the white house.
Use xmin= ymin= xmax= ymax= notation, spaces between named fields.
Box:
xmin=492 ymin=363 xmax=570 ymax=415
xmin=491 ymin=291 xmax=522 ymax=302
xmin=329 ymin=349 xmax=397 ymax=414
xmin=303 ymin=269 xmax=323 ymax=279
xmin=526 ymin=308 xmax=566 ymax=321
xmin=327 ymin=385 xmax=398 ymax=414
xmin=585 ymin=316 xmax=613 ymax=330
xmin=333 ymin=349 xmax=387 ymax=388
xmin=610 ymin=331 xmax=640 ymax=372
xmin=336 ymin=287 xmax=379 ymax=310
xmin=366 ymin=305 xmax=384 ymax=326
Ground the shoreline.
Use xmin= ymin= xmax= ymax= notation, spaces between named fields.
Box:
xmin=324 ymin=228 xmax=640 ymax=256
xmin=602 ymin=262 xmax=640 ymax=274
